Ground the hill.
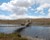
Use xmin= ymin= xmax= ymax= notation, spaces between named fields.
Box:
xmin=0 ymin=18 xmax=50 ymax=25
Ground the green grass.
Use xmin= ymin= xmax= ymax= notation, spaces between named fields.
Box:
xmin=0 ymin=33 xmax=27 ymax=40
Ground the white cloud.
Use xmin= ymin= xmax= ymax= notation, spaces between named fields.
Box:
xmin=0 ymin=3 xmax=13 ymax=11
xmin=0 ymin=14 xmax=45 ymax=20
xmin=37 ymin=3 xmax=50 ymax=10
xmin=0 ymin=0 xmax=50 ymax=19
xmin=46 ymin=9 xmax=50 ymax=18
xmin=0 ymin=0 xmax=35 ymax=16
xmin=36 ymin=3 xmax=50 ymax=16
xmin=0 ymin=15 xmax=11 ymax=20
xmin=0 ymin=0 xmax=35 ymax=20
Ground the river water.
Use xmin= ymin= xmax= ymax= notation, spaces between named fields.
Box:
xmin=0 ymin=27 xmax=20 ymax=33
xmin=20 ymin=26 xmax=50 ymax=40
xmin=0 ymin=25 xmax=50 ymax=40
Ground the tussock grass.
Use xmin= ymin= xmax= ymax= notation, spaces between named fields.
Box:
xmin=0 ymin=33 xmax=27 ymax=40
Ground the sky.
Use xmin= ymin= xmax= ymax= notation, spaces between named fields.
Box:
xmin=0 ymin=0 xmax=50 ymax=20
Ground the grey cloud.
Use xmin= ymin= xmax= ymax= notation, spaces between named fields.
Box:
xmin=12 ymin=0 xmax=34 ymax=7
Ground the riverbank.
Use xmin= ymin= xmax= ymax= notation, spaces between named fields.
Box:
xmin=0 ymin=33 xmax=45 ymax=40
xmin=0 ymin=33 xmax=27 ymax=40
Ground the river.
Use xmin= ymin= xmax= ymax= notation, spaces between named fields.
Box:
xmin=0 ymin=25 xmax=50 ymax=40
xmin=20 ymin=26 xmax=50 ymax=40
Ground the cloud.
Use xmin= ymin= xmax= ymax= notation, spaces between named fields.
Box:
xmin=0 ymin=0 xmax=50 ymax=19
xmin=12 ymin=0 xmax=32 ymax=7
xmin=46 ymin=9 xmax=50 ymax=18
xmin=36 ymin=3 xmax=50 ymax=16
xmin=0 ymin=0 xmax=34 ymax=16
xmin=0 ymin=14 xmax=31 ymax=20
xmin=0 ymin=15 xmax=11 ymax=20
xmin=0 ymin=14 xmax=45 ymax=20
xmin=37 ymin=3 xmax=50 ymax=10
